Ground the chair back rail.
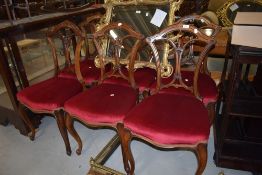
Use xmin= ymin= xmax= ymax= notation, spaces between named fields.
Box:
xmin=175 ymin=15 xmax=221 ymax=37
xmin=92 ymin=22 xmax=144 ymax=87
xmin=79 ymin=14 xmax=103 ymax=58
xmin=175 ymin=15 xmax=222 ymax=75
xmin=145 ymin=18 xmax=220 ymax=100
xmin=46 ymin=20 xmax=84 ymax=76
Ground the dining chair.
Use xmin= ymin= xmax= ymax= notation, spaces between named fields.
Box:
xmin=79 ymin=16 xmax=156 ymax=98
xmin=149 ymin=15 xmax=221 ymax=123
xmin=117 ymin=19 xmax=218 ymax=175
xmin=79 ymin=14 xmax=102 ymax=59
xmin=58 ymin=15 xmax=103 ymax=86
xmin=64 ymin=22 xmax=144 ymax=155
xmin=16 ymin=20 xmax=84 ymax=156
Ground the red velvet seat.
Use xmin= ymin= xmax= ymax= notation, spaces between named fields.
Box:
xmin=64 ymin=22 xmax=144 ymax=155
xmin=124 ymin=93 xmax=210 ymax=146
xmin=65 ymin=83 xmax=137 ymax=126
xmin=117 ymin=16 xmax=221 ymax=175
xmin=150 ymin=71 xmax=217 ymax=105
xmin=16 ymin=20 xmax=86 ymax=156
xmin=17 ymin=77 xmax=82 ymax=112
xmin=58 ymin=15 xmax=104 ymax=84
xmin=104 ymin=67 xmax=156 ymax=91
xmin=58 ymin=59 xmax=100 ymax=84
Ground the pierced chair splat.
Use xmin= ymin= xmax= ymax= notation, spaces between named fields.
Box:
xmin=16 ymin=20 xmax=84 ymax=156
xmin=149 ymin=15 xmax=221 ymax=123
xmin=58 ymin=15 xmax=103 ymax=86
xmin=90 ymin=25 xmax=156 ymax=97
xmin=64 ymin=22 xmax=144 ymax=155
xmin=79 ymin=14 xmax=102 ymax=59
xmin=174 ymin=15 xmax=221 ymax=75
xmin=117 ymin=18 xmax=218 ymax=175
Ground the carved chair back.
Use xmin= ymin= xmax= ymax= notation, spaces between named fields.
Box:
xmin=79 ymin=14 xmax=102 ymax=58
xmin=175 ymin=15 xmax=221 ymax=37
xmin=174 ymin=15 xmax=221 ymax=75
xmin=92 ymin=22 xmax=144 ymax=87
xmin=46 ymin=20 xmax=85 ymax=76
xmin=145 ymin=19 xmax=218 ymax=100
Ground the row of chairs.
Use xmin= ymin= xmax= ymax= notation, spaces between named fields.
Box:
xmin=16 ymin=14 xmax=221 ymax=174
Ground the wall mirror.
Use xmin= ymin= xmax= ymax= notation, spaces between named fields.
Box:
xmin=217 ymin=0 xmax=262 ymax=27
xmin=95 ymin=0 xmax=184 ymax=76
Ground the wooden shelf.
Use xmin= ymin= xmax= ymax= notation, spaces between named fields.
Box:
xmin=214 ymin=45 xmax=262 ymax=174
xmin=214 ymin=116 xmax=262 ymax=172
xmin=230 ymin=97 xmax=262 ymax=119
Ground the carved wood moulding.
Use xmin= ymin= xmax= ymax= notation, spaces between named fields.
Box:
xmin=94 ymin=0 xmax=184 ymax=77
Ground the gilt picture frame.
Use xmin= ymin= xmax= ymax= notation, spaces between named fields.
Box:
xmin=95 ymin=0 xmax=184 ymax=76
xmin=217 ymin=0 xmax=262 ymax=27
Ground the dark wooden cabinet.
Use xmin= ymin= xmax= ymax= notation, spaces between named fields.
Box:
xmin=214 ymin=45 xmax=262 ymax=173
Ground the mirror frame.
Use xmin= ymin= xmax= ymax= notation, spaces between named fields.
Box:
xmin=216 ymin=0 xmax=262 ymax=27
xmin=95 ymin=0 xmax=184 ymax=76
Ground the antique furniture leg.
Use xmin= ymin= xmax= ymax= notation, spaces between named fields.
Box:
xmin=18 ymin=103 xmax=35 ymax=140
xmin=194 ymin=143 xmax=208 ymax=175
xmin=65 ymin=113 xmax=82 ymax=155
xmin=0 ymin=39 xmax=29 ymax=135
xmin=207 ymin=102 xmax=216 ymax=124
xmin=0 ymin=106 xmax=10 ymax=126
xmin=117 ymin=123 xmax=135 ymax=175
xmin=54 ymin=110 xmax=72 ymax=156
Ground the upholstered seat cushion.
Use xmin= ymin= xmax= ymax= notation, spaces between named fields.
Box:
xmin=64 ymin=83 xmax=138 ymax=126
xmin=104 ymin=67 xmax=156 ymax=91
xmin=59 ymin=59 xmax=100 ymax=84
xmin=17 ymin=77 xmax=83 ymax=112
xmin=124 ymin=93 xmax=210 ymax=145
xmin=150 ymin=71 xmax=217 ymax=105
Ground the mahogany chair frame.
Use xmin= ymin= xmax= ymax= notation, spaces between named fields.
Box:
xmin=18 ymin=20 xmax=85 ymax=156
xmin=79 ymin=14 xmax=103 ymax=59
xmin=117 ymin=21 xmax=217 ymax=175
xmin=47 ymin=20 xmax=85 ymax=76
xmin=175 ymin=15 xmax=221 ymax=124
xmin=65 ymin=22 xmax=144 ymax=155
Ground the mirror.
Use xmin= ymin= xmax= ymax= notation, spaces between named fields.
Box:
xmin=217 ymin=0 xmax=262 ymax=27
xmin=111 ymin=5 xmax=169 ymax=36
xmin=95 ymin=0 xmax=184 ymax=73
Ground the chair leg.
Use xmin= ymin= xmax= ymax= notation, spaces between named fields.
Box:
xmin=117 ymin=123 xmax=135 ymax=175
xmin=65 ymin=113 xmax=82 ymax=155
xmin=54 ymin=110 xmax=72 ymax=156
xmin=207 ymin=102 xmax=216 ymax=124
xmin=18 ymin=103 xmax=35 ymax=141
xmin=194 ymin=143 xmax=208 ymax=175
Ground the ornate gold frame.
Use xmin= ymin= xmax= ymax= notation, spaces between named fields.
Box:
xmin=102 ymin=0 xmax=184 ymax=28
xmin=94 ymin=0 xmax=184 ymax=77
xmin=216 ymin=0 xmax=262 ymax=27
